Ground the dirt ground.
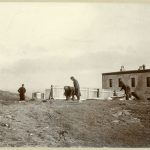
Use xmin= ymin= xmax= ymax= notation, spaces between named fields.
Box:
xmin=0 ymin=98 xmax=149 ymax=147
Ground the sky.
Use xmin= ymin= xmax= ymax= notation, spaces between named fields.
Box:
xmin=0 ymin=2 xmax=150 ymax=96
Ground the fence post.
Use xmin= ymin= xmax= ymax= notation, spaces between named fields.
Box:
xmin=88 ymin=88 xmax=90 ymax=99
xmin=97 ymin=89 xmax=100 ymax=98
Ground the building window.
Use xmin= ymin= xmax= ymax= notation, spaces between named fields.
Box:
xmin=118 ymin=78 xmax=122 ymax=87
xmin=109 ymin=79 xmax=112 ymax=87
xmin=131 ymin=78 xmax=135 ymax=87
xmin=147 ymin=77 xmax=150 ymax=87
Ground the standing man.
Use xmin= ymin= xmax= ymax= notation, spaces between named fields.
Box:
xmin=70 ymin=76 xmax=81 ymax=100
xmin=120 ymin=80 xmax=131 ymax=100
xmin=18 ymin=84 xmax=26 ymax=101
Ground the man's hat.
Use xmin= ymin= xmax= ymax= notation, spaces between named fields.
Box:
xmin=70 ymin=76 xmax=74 ymax=79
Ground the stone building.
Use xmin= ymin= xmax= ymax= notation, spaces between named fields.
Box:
xmin=102 ymin=66 xmax=150 ymax=100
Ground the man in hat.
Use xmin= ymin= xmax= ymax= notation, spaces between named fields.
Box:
xmin=18 ymin=84 xmax=26 ymax=101
xmin=120 ymin=80 xmax=131 ymax=100
xmin=70 ymin=76 xmax=81 ymax=100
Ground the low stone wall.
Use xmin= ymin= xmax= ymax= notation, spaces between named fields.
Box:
xmin=98 ymin=89 xmax=124 ymax=100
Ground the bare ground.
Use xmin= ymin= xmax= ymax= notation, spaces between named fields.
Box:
xmin=0 ymin=98 xmax=149 ymax=147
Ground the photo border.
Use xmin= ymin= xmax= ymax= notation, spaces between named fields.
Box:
xmin=0 ymin=1 xmax=149 ymax=150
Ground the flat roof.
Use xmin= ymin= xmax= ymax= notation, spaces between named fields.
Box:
xmin=102 ymin=69 xmax=150 ymax=75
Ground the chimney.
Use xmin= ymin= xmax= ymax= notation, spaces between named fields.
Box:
xmin=120 ymin=66 xmax=125 ymax=72
xmin=138 ymin=66 xmax=142 ymax=70
xmin=143 ymin=64 xmax=146 ymax=70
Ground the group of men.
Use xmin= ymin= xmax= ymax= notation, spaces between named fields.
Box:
xmin=18 ymin=76 xmax=81 ymax=101
xmin=51 ymin=76 xmax=81 ymax=101
xmin=64 ymin=76 xmax=81 ymax=101
xmin=18 ymin=77 xmax=136 ymax=101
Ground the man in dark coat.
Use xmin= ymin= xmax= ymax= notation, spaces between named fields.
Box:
xmin=120 ymin=80 xmax=131 ymax=100
xmin=70 ymin=76 xmax=81 ymax=100
xmin=64 ymin=86 xmax=75 ymax=100
xmin=18 ymin=84 xmax=26 ymax=101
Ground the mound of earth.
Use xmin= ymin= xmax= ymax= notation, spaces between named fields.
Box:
xmin=0 ymin=99 xmax=149 ymax=147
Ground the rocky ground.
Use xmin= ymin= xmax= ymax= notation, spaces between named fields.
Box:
xmin=0 ymin=98 xmax=149 ymax=147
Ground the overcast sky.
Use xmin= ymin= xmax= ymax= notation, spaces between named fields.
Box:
xmin=0 ymin=2 xmax=150 ymax=96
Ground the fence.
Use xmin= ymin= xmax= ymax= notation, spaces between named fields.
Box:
xmin=98 ymin=89 xmax=124 ymax=100
xmin=45 ymin=86 xmax=125 ymax=100
xmin=45 ymin=86 xmax=99 ymax=100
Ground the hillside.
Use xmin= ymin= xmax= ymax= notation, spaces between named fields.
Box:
xmin=0 ymin=98 xmax=149 ymax=147
xmin=0 ymin=90 xmax=19 ymax=101
xmin=0 ymin=90 xmax=29 ymax=103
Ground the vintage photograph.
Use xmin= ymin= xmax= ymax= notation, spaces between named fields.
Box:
xmin=0 ymin=1 xmax=149 ymax=147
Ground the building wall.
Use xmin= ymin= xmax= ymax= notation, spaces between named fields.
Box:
xmin=102 ymin=72 xmax=150 ymax=100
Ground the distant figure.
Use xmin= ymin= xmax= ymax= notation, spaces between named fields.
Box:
xmin=120 ymin=80 xmax=131 ymax=100
xmin=49 ymin=85 xmax=54 ymax=100
xmin=18 ymin=84 xmax=26 ymax=101
xmin=70 ymin=76 xmax=81 ymax=100
xmin=113 ymin=90 xmax=117 ymax=96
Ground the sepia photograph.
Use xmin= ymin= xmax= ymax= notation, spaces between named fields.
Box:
xmin=0 ymin=1 xmax=149 ymax=147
